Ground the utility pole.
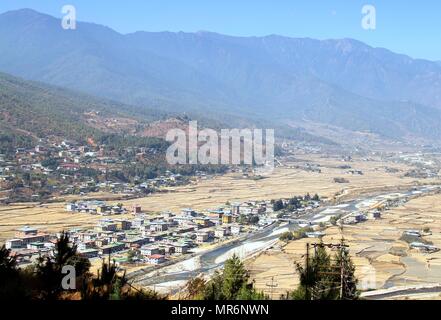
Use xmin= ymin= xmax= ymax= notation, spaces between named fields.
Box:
xmin=340 ymin=244 xmax=344 ymax=299
xmin=305 ymin=243 xmax=310 ymax=300
xmin=339 ymin=220 xmax=345 ymax=300
xmin=266 ymin=276 xmax=278 ymax=300
xmin=310 ymin=241 xmax=349 ymax=300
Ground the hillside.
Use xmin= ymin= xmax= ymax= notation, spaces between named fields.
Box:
xmin=0 ymin=72 xmax=169 ymax=151
xmin=0 ymin=71 xmax=332 ymax=155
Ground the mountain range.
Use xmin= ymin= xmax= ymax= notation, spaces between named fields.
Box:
xmin=1 ymin=8 xmax=441 ymax=144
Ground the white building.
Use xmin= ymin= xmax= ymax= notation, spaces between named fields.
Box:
xmin=6 ymin=239 xmax=23 ymax=249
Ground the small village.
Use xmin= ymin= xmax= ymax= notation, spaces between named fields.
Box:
xmin=0 ymin=137 xmax=214 ymax=204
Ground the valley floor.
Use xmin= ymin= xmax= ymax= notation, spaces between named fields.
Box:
xmin=0 ymin=154 xmax=423 ymax=242
xmin=2 ymin=152 xmax=441 ymax=301
xmin=246 ymin=193 xmax=441 ymax=299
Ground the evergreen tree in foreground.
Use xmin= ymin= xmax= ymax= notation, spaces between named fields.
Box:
xmin=335 ymin=247 xmax=359 ymax=300
xmin=285 ymin=242 xmax=358 ymax=300
xmin=185 ymin=254 xmax=266 ymax=300
xmin=0 ymin=245 xmax=28 ymax=299
xmin=35 ymin=231 xmax=91 ymax=299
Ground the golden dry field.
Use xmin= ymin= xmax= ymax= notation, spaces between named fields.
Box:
xmin=123 ymin=155 xmax=423 ymax=212
xmin=0 ymin=203 xmax=104 ymax=242
xmin=246 ymin=193 xmax=441 ymax=299
xmin=0 ymin=155 xmax=434 ymax=243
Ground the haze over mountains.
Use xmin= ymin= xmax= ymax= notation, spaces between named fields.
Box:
xmin=1 ymin=8 xmax=441 ymax=143
xmin=0 ymin=71 xmax=166 ymax=143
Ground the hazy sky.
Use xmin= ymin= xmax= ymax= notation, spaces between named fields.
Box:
xmin=1 ymin=0 xmax=440 ymax=61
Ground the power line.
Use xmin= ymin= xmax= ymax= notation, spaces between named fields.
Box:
xmin=307 ymin=239 xmax=354 ymax=300
xmin=265 ymin=276 xmax=278 ymax=300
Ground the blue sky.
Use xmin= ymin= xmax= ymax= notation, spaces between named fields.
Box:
xmin=1 ymin=0 xmax=440 ymax=61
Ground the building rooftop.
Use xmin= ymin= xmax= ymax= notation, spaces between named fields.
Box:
xmin=149 ymin=254 xmax=165 ymax=259
xmin=17 ymin=226 xmax=37 ymax=232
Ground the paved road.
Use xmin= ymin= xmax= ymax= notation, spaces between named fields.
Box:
xmin=130 ymin=184 xmax=441 ymax=293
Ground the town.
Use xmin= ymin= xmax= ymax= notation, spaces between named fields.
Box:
xmin=4 ymin=195 xmax=321 ymax=270
xmin=0 ymin=136 xmax=229 ymax=204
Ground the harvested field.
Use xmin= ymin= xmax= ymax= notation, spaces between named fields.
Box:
xmin=247 ymin=193 xmax=441 ymax=299
xmin=0 ymin=155 xmax=435 ymax=244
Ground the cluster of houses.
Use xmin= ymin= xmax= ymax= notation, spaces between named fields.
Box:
xmin=403 ymin=230 xmax=440 ymax=253
xmin=5 ymin=226 xmax=53 ymax=265
xmin=59 ymin=171 xmax=186 ymax=196
xmin=0 ymin=154 xmax=15 ymax=184
xmin=409 ymin=242 xmax=439 ymax=253
xmin=404 ymin=168 xmax=440 ymax=179
xmin=340 ymin=192 xmax=428 ymax=226
xmin=66 ymin=201 xmax=127 ymax=215
xmin=346 ymin=169 xmax=364 ymax=175
xmin=15 ymin=139 xmax=104 ymax=175
xmin=1 ymin=138 xmax=191 ymax=203
xmin=342 ymin=210 xmax=381 ymax=225
xmin=5 ymin=200 xmax=275 ymax=267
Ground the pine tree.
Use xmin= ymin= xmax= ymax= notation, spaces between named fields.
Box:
xmin=290 ymin=243 xmax=343 ymax=300
xmin=0 ymin=245 xmax=17 ymax=274
xmin=0 ymin=245 xmax=28 ymax=299
xmin=222 ymin=254 xmax=249 ymax=299
xmin=333 ymin=247 xmax=359 ymax=300
xmin=35 ymin=231 xmax=90 ymax=299
xmin=184 ymin=277 xmax=206 ymax=299
xmin=197 ymin=255 xmax=266 ymax=300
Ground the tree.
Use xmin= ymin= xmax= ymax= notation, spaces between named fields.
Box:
xmin=35 ymin=232 xmax=90 ymax=299
xmin=83 ymin=257 xmax=122 ymax=300
xmin=0 ymin=245 xmax=16 ymax=273
xmin=127 ymin=249 xmax=137 ymax=263
xmin=122 ymin=286 xmax=166 ymax=300
xmin=288 ymin=244 xmax=338 ymax=300
xmin=197 ymin=255 xmax=266 ymax=300
xmin=279 ymin=232 xmax=294 ymax=242
xmin=67 ymin=254 xmax=92 ymax=279
xmin=203 ymin=271 xmax=224 ymax=300
xmin=273 ymin=200 xmax=284 ymax=212
xmin=109 ymin=277 xmax=124 ymax=300
xmin=288 ymin=197 xmax=301 ymax=209
xmin=248 ymin=215 xmax=259 ymax=225
xmin=41 ymin=158 xmax=60 ymax=170
xmin=81 ymin=256 xmax=165 ymax=300
xmin=333 ymin=247 xmax=359 ymax=300
xmin=0 ymin=241 xmax=165 ymax=301
xmin=0 ymin=245 xmax=28 ymax=299
xmin=236 ymin=282 xmax=266 ymax=300
xmin=310 ymin=245 xmax=339 ymax=300
xmin=292 ymin=227 xmax=313 ymax=240
xmin=184 ymin=277 xmax=206 ymax=299
xmin=287 ymin=243 xmax=358 ymax=300
xmin=330 ymin=214 xmax=343 ymax=227
xmin=222 ymin=255 xmax=249 ymax=299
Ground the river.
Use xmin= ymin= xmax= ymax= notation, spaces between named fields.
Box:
xmin=130 ymin=184 xmax=441 ymax=293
